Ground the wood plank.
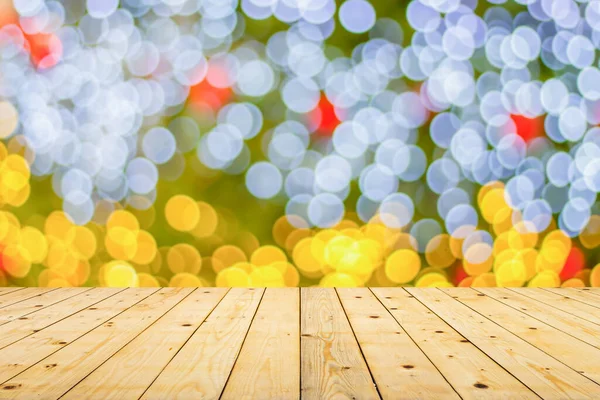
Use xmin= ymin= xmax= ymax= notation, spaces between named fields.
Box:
xmin=0 ymin=287 xmax=92 ymax=326
xmin=140 ymin=288 xmax=264 ymax=400
xmin=0 ymin=288 xmax=124 ymax=350
xmin=221 ymin=288 xmax=300 ymax=400
xmin=572 ymin=288 xmax=600 ymax=299
xmin=338 ymin=288 xmax=459 ymax=399
xmin=509 ymin=288 xmax=600 ymax=326
xmin=0 ymin=288 xmax=157 ymax=384
xmin=479 ymin=288 xmax=600 ymax=349
xmin=300 ymin=287 xmax=379 ymax=400
xmin=0 ymin=288 xmax=55 ymax=309
xmin=371 ymin=288 xmax=538 ymax=399
xmin=63 ymin=288 xmax=228 ymax=400
xmin=4 ymin=287 xmax=600 ymax=399
xmin=445 ymin=288 xmax=600 ymax=386
xmin=407 ymin=288 xmax=600 ymax=399
xmin=545 ymin=288 xmax=600 ymax=307
xmin=0 ymin=288 xmax=24 ymax=296
xmin=0 ymin=288 xmax=188 ymax=399
xmin=575 ymin=288 xmax=600 ymax=295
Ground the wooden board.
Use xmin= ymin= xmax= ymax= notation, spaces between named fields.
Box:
xmin=0 ymin=288 xmax=158 ymax=385
xmin=509 ymin=288 xmax=600 ymax=326
xmin=338 ymin=288 xmax=459 ymax=399
xmin=545 ymin=288 xmax=600 ymax=307
xmin=408 ymin=288 xmax=600 ymax=399
xmin=300 ymin=287 xmax=379 ymax=400
xmin=575 ymin=288 xmax=600 ymax=296
xmin=0 ymin=288 xmax=182 ymax=399
xmin=63 ymin=288 xmax=228 ymax=400
xmin=0 ymin=288 xmax=56 ymax=309
xmin=0 ymin=288 xmax=124 ymax=350
xmin=444 ymin=288 xmax=600 ymax=386
xmin=0 ymin=288 xmax=25 ymax=296
xmin=221 ymin=288 xmax=300 ymax=400
xmin=1 ymin=288 xmax=600 ymax=399
xmin=371 ymin=287 xmax=537 ymax=399
xmin=478 ymin=287 xmax=600 ymax=349
xmin=0 ymin=287 xmax=92 ymax=326
xmin=140 ymin=288 xmax=265 ymax=399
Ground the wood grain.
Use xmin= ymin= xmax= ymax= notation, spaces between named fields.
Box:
xmin=0 ymin=288 xmax=157 ymax=384
xmin=301 ymin=287 xmax=379 ymax=400
xmin=0 ymin=288 xmax=55 ymax=309
xmin=0 ymin=287 xmax=92 ymax=326
xmin=408 ymin=288 xmax=600 ymax=399
xmin=141 ymin=288 xmax=264 ymax=400
xmin=221 ymin=288 xmax=300 ymax=400
xmin=0 ymin=287 xmax=598 ymax=399
xmin=447 ymin=288 xmax=600 ymax=385
xmin=0 ymin=288 xmax=123 ymax=350
xmin=479 ymin=287 xmax=600 ymax=348
xmin=0 ymin=288 xmax=188 ymax=399
xmin=63 ymin=288 xmax=228 ymax=400
xmin=339 ymin=288 xmax=459 ymax=399
xmin=0 ymin=288 xmax=24 ymax=296
xmin=545 ymin=288 xmax=600 ymax=307
xmin=575 ymin=288 xmax=600 ymax=296
xmin=510 ymin=288 xmax=600 ymax=325
xmin=372 ymin=287 xmax=537 ymax=399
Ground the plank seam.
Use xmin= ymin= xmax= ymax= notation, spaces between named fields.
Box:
xmin=217 ymin=288 xmax=267 ymax=400
xmin=368 ymin=288 xmax=464 ymax=400
xmin=0 ymin=288 xmax=160 ymax=385
xmin=58 ymin=288 xmax=201 ymax=399
xmin=438 ymin=288 xmax=600 ymax=390
xmin=540 ymin=288 xmax=600 ymax=308
xmin=135 ymin=287 xmax=232 ymax=400
xmin=0 ymin=288 xmax=60 ymax=310
xmin=334 ymin=288 xmax=383 ymax=400
xmin=401 ymin=288 xmax=543 ymax=399
xmin=0 ymin=288 xmax=26 ymax=297
xmin=0 ymin=288 xmax=95 ymax=328
xmin=507 ymin=288 xmax=600 ymax=327
xmin=476 ymin=288 xmax=600 ymax=350
xmin=0 ymin=288 xmax=128 ymax=351
xmin=575 ymin=289 xmax=600 ymax=298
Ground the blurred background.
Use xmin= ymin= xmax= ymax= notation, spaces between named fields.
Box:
xmin=0 ymin=0 xmax=599 ymax=288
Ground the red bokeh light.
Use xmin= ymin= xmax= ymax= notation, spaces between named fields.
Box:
xmin=560 ymin=247 xmax=585 ymax=281
xmin=187 ymin=66 xmax=232 ymax=112
xmin=453 ymin=263 xmax=468 ymax=286
xmin=510 ymin=114 xmax=545 ymax=143
xmin=310 ymin=95 xmax=341 ymax=137
xmin=0 ymin=2 xmax=62 ymax=70
xmin=23 ymin=32 xmax=62 ymax=69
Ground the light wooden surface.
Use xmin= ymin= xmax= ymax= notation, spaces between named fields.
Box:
xmin=0 ymin=288 xmax=599 ymax=399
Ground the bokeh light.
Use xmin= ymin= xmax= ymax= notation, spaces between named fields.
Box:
xmin=0 ymin=0 xmax=597 ymax=290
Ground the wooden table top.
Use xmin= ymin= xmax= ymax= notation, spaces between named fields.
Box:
xmin=0 ymin=287 xmax=598 ymax=399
